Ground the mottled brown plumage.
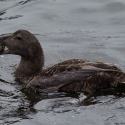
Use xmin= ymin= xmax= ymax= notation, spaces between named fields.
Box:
xmin=0 ymin=30 xmax=125 ymax=95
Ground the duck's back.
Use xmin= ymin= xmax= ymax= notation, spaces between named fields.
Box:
xmin=41 ymin=59 xmax=122 ymax=75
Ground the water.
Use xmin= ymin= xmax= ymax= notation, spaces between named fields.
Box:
xmin=0 ymin=0 xmax=125 ymax=124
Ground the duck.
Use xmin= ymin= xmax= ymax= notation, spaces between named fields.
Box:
xmin=0 ymin=29 xmax=125 ymax=96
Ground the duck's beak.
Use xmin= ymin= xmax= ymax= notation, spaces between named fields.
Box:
xmin=0 ymin=36 xmax=9 ymax=54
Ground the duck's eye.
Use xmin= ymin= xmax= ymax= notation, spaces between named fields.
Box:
xmin=16 ymin=37 xmax=22 ymax=40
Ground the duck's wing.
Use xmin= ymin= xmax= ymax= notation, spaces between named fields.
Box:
xmin=28 ymin=68 xmax=125 ymax=94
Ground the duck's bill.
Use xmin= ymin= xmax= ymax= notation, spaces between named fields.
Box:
xmin=0 ymin=36 xmax=9 ymax=54
xmin=0 ymin=45 xmax=9 ymax=54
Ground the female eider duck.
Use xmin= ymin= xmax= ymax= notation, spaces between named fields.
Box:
xmin=0 ymin=30 xmax=125 ymax=95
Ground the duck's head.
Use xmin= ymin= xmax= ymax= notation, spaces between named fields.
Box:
xmin=0 ymin=30 xmax=44 ymax=80
xmin=0 ymin=30 xmax=43 ymax=59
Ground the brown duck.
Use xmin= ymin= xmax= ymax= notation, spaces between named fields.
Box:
xmin=0 ymin=30 xmax=125 ymax=95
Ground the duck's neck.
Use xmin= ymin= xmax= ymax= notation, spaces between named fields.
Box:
xmin=15 ymin=54 xmax=44 ymax=82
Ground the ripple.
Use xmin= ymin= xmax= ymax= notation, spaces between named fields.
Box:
xmin=0 ymin=15 xmax=23 ymax=21
xmin=104 ymin=2 xmax=125 ymax=13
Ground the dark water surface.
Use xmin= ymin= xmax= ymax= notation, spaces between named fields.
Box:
xmin=0 ymin=0 xmax=125 ymax=125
